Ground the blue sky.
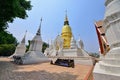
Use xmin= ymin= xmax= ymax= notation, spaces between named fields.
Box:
xmin=8 ymin=0 xmax=105 ymax=53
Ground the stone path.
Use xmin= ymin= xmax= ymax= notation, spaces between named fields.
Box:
xmin=0 ymin=57 xmax=92 ymax=80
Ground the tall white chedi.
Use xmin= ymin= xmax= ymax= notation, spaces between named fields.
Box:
xmin=93 ymin=0 xmax=120 ymax=80
xmin=9 ymin=31 xmax=26 ymax=58
xmin=22 ymin=18 xmax=49 ymax=64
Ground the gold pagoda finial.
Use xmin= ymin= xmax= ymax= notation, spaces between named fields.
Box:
xmin=64 ymin=10 xmax=69 ymax=25
xmin=36 ymin=17 xmax=42 ymax=35
xmin=65 ymin=10 xmax=68 ymax=21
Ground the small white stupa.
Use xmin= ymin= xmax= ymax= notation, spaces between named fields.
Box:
xmin=22 ymin=18 xmax=49 ymax=64
xmin=9 ymin=31 xmax=26 ymax=58
xmin=70 ymin=36 xmax=77 ymax=49
xmin=77 ymin=37 xmax=89 ymax=57
xmin=62 ymin=36 xmax=89 ymax=57
xmin=78 ymin=37 xmax=84 ymax=49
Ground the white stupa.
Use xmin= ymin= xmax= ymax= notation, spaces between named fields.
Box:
xmin=78 ymin=37 xmax=84 ymax=49
xmin=9 ymin=31 xmax=26 ymax=58
xmin=22 ymin=18 xmax=49 ymax=64
xmin=70 ymin=36 xmax=77 ymax=49
xmin=78 ymin=37 xmax=89 ymax=57
xmin=93 ymin=0 xmax=120 ymax=80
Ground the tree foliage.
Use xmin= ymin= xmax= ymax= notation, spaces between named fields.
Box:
xmin=0 ymin=0 xmax=32 ymax=56
xmin=42 ymin=42 xmax=49 ymax=53
xmin=0 ymin=44 xmax=16 ymax=56
xmin=26 ymin=40 xmax=30 ymax=52
xmin=0 ymin=31 xmax=17 ymax=56
xmin=0 ymin=0 xmax=32 ymax=31
xmin=0 ymin=31 xmax=17 ymax=45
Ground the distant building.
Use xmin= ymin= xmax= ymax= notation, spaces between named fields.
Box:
xmin=94 ymin=20 xmax=110 ymax=55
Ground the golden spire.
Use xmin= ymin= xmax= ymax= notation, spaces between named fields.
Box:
xmin=61 ymin=11 xmax=72 ymax=48
xmin=65 ymin=10 xmax=68 ymax=21
xmin=64 ymin=10 xmax=69 ymax=25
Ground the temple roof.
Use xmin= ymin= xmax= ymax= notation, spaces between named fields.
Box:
xmin=95 ymin=20 xmax=110 ymax=55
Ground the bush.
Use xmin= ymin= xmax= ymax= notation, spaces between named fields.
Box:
xmin=0 ymin=44 xmax=16 ymax=56
xmin=0 ymin=31 xmax=17 ymax=45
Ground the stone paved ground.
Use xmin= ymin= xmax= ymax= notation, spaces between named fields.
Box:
xmin=0 ymin=57 xmax=92 ymax=80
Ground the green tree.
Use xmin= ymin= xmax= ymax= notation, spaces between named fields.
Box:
xmin=42 ymin=42 xmax=49 ymax=53
xmin=0 ymin=44 xmax=16 ymax=56
xmin=26 ymin=40 xmax=30 ymax=52
xmin=0 ymin=0 xmax=32 ymax=31
xmin=0 ymin=31 xmax=17 ymax=56
xmin=0 ymin=31 xmax=17 ymax=45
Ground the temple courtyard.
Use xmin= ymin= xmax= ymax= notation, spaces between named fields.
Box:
xmin=0 ymin=57 xmax=93 ymax=80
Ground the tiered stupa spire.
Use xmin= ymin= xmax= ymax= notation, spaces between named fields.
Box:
xmin=9 ymin=31 xmax=27 ymax=58
xmin=21 ymin=17 xmax=49 ymax=64
xmin=64 ymin=10 xmax=69 ymax=25
xmin=21 ymin=30 xmax=27 ymax=43
xmin=36 ymin=18 xmax=42 ymax=35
